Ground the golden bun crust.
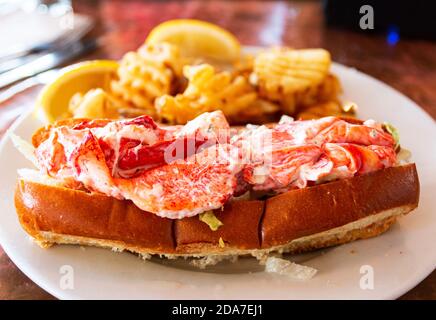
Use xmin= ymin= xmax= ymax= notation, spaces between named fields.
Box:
xmin=15 ymin=179 xmax=174 ymax=254
xmin=175 ymin=200 xmax=265 ymax=251
xmin=14 ymin=164 xmax=419 ymax=257
xmin=262 ymin=163 xmax=420 ymax=247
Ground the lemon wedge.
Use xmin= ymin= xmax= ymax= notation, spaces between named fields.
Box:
xmin=36 ymin=60 xmax=119 ymax=123
xmin=145 ymin=19 xmax=241 ymax=63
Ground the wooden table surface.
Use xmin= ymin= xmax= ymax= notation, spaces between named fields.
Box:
xmin=0 ymin=0 xmax=435 ymax=300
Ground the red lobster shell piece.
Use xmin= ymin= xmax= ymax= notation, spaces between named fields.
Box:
xmin=240 ymin=116 xmax=397 ymax=192
xmin=116 ymin=144 xmax=242 ymax=219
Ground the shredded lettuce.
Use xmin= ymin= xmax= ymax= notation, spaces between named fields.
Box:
xmin=10 ymin=133 xmax=38 ymax=167
xmin=397 ymin=147 xmax=412 ymax=164
xmin=199 ymin=211 xmax=223 ymax=231
xmin=219 ymin=237 xmax=225 ymax=248
xmin=383 ymin=122 xmax=400 ymax=148
xmin=265 ymin=257 xmax=318 ymax=280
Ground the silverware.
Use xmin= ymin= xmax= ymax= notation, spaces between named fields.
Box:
xmin=0 ymin=10 xmax=94 ymax=63
xmin=0 ymin=29 xmax=93 ymax=74
xmin=0 ymin=38 xmax=98 ymax=90
xmin=0 ymin=53 xmax=41 ymax=74
xmin=0 ymin=69 xmax=60 ymax=104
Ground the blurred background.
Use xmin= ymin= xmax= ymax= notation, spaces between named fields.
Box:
xmin=0 ymin=0 xmax=434 ymax=299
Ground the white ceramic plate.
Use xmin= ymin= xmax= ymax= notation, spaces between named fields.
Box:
xmin=0 ymin=62 xmax=435 ymax=300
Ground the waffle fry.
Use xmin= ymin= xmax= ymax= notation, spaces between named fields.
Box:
xmin=110 ymin=42 xmax=182 ymax=115
xmin=285 ymin=73 xmax=342 ymax=113
xmin=296 ymin=101 xmax=357 ymax=120
xmin=232 ymin=53 xmax=254 ymax=78
xmin=231 ymin=98 xmax=280 ymax=124
xmin=253 ymin=47 xmax=332 ymax=114
xmin=254 ymin=47 xmax=331 ymax=93
xmin=156 ymin=64 xmax=258 ymax=124
xmin=69 ymin=89 xmax=120 ymax=119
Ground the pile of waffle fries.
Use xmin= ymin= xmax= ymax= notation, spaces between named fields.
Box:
xmin=69 ymin=42 xmax=355 ymax=124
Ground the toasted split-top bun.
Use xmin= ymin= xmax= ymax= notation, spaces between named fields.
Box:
xmin=14 ymin=164 xmax=419 ymax=258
